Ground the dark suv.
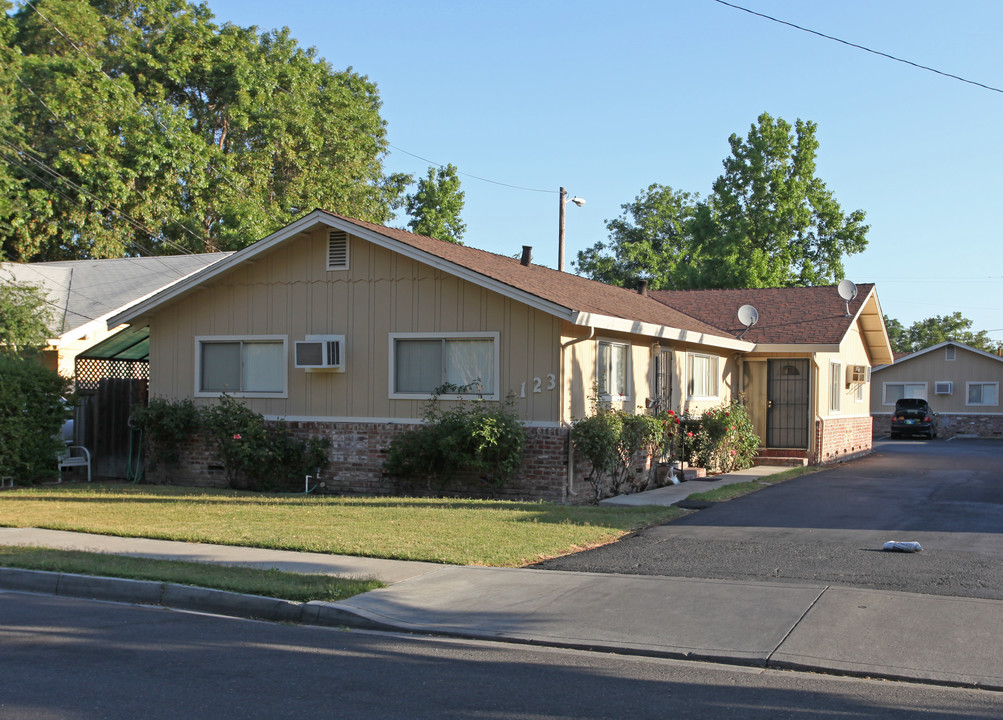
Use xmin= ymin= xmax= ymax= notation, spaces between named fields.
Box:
xmin=890 ymin=398 xmax=937 ymax=439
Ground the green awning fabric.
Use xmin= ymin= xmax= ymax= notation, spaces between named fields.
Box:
xmin=78 ymin=324 xmax=149 ymax=361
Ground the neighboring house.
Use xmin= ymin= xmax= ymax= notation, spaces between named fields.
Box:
xmin=107 ymin=210 xmax=893 ymax=500
xmin=870 ymin=341 xmax=1003 ymax=438
xmin=1 ymin=253 xmax=231 ymax=478
xmin=1 ymin=254 xmax=231 ymax=378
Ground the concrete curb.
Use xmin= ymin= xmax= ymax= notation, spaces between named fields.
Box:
xmin=0 ymin=567 xmax=354 ymax=626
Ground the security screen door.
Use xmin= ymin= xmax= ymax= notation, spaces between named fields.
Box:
xmin=766 ymin=359 xmax=810 ymax=449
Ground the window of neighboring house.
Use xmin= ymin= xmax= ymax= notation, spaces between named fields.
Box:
xmin=883 ymin=382 xmax=927 ymax=405
xmin=945 ymin=346 xmax=956 ymax=361
xmin=196 ymin=336 xmax=287 ymax=397
xmin=390 ymin=333 xmax=498 ymax=399
xmin=830 ymin=362 xmax=841 ymax=413
xmin=598 ymin=340 xmax=631 ymax=399
xmin=966 ymin=382 xmax=999 ymax=407
xmin=687 ymin=353 xmax=719 ymax=399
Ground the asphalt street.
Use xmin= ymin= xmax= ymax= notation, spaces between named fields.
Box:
xmin=534 ymin=439 xmax=1003 ymax=600
xmin=3 ymin=592 xmax=999 ymax=720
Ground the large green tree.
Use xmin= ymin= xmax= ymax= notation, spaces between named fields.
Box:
xmin=886 ymin=312 xmax=995 ymax=355
xmin=0 ymin=276 xmax=51 ymax=353
xmin=0 ymin=0 xmax=409 ymax=260
xmin=575 ymin=184 xmax=705 ymax=289
xmin=405 ymin=164 xmax=466 ymax=244
xmin=576 ymin=112 xmax=869 ymax=289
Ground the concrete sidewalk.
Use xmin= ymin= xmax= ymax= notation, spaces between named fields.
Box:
xmin=1 ymin=527 xmax=1001 ymax=691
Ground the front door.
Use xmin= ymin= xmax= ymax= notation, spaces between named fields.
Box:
xmin=767 ymin=359 xmax=810 ymax=449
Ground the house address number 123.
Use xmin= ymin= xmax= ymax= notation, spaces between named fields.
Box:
xmin=519 ymin=374 xmax=556 ymax=397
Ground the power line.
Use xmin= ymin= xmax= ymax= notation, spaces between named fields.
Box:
xmin=388 ymin=145 xmax=557 ymax=194
xmin=713 ymin=0 xmax=1003 ymax=95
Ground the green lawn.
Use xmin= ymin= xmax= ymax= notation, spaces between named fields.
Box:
xmin=0 ymin=483 xmax=684 ymax=567
xmin=0 ymin=546 xmax=381 ymax=602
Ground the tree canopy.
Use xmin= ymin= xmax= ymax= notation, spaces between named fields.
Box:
xmin=885 ymin=312 xmax=996 ymax=355
xmin=0 ymin=276 xmax=52 ymax=353
xmin=576 ymin=112 xmax=869 ymax=289
xmin=405 ymin=164 xmax=466 ymax=244
xmin=0 ymin=0 xmax=410 ymax=261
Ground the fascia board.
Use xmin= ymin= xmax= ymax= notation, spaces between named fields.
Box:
xmin=109 ymin=211 xmax=578 ymax=327
xmin=572 ymin=312 xmax=753 ymax=351
xmin=341 ymin=222 xmax=577 ymax=323
xmin=108 ymin=211 xmax=330 ymax=326
xmin=750 ymin=343 xmax=840 ymax=354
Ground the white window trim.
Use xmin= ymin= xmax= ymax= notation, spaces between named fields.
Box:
xmin=597 ymin=338 xmax=632 ymax=402
xmin=388 ymin=331 xmax=500 ymax=401
xmin=686 ymin=352 xmax=720 ymax=400
xmin=945 ymin=346 xmax=956 ymax=361
xmin=830 ymin=361 xmax=841 ymax=414
xmin=882 ymin=381 xmax=927 ymax=406
xmin=966 ymin=381 xmax=999 ymax=407
xmin=195 ymin=335 xmax=288 ymax=398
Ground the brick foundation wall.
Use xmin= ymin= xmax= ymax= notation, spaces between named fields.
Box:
xmin=816 ymin=416 xmax=873 ymax=464
xmin=146 ymin=421 xmax=574 ymax=502
xmin=872 ymin=413 xmax=1003 ymax=439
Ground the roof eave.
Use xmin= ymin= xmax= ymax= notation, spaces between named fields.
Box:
xmin=572 ymin=312 xmax=754 ymax=351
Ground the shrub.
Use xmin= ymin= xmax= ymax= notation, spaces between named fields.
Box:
xmin=135 ymin=395 xmax=330 ymax=492
xmin=0 ymin=355 xmax=70 ymax=483
xmin=570 ymin=401 xmax=666 ymax=502
xmin=678 ymin=399 xmax=760 ymax=473
xmin=383 ymin=386 xmax=526 ymax=493
xmin=131 ymin=397 xmax=200 ymax=469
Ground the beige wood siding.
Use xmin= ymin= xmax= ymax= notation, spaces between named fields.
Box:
xmin=871 ymin=345 xmax=1003 ymax=414
xmin=148 ymin=228 xmax=561 ymax=423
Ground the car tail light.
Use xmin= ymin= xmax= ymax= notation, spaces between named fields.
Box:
xmin=923 ymin=415 xmax=931 ymax=422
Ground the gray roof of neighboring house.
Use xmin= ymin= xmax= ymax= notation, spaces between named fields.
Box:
xmin=1 ymin=253 xmax=231 ymax=337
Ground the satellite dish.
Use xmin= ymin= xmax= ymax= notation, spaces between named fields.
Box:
xmin=837 ymin=279 xmax=858 ymax=301
xmin=737 ymin=304 xmax=759 ymax=338
xmin=838 ymin=279 xmax=858 ymax=317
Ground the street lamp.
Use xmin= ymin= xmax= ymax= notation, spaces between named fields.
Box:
xmin=558 ymin=187 xmax=585 ymax=272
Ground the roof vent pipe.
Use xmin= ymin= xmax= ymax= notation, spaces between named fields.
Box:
xmin=521 ymin=246 xmax=532 ymax=266
xmin=637 ymin=279 xmax=648 ymax=296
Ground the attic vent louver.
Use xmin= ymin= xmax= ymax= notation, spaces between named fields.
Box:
xmin=327 ymin=230 xmax=349 ymax=270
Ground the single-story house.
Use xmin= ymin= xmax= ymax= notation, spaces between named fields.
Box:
xmin=2 ymin=253 xmax=230 ymax=477
xmin=107 ymin=210 xmax=893 ymax=500
xmin=870 ymin=340 xmax=1003 ymax=438
xmin=1 ymin=254 xmax=230 ymax=378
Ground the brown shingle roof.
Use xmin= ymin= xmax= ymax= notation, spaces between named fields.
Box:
xmin=648 ymin=285 xmax=876 ymax=345
xmin=324 ymin=212 xmax=730 ymax=339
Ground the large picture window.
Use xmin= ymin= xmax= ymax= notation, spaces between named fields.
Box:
xmin=687 ymin=353 xmax=719 ymax=399
xmin=390 ymin=333 xmax=498 ymax=399
xmin=597 ymin=340 xmax=630 ymax=399
xmin=196 ymin=336 xmax=286 ymax=397
xmin=883 ymin=382 xmax=926 ymax=405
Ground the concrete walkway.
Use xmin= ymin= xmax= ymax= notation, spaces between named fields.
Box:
xmin=600 ymin=465 xmax=793 ymax=507
xmin=2 ymin=526 xmax=1001 ymax=691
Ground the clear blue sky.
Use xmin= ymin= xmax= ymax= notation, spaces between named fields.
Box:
xmin=205 ymin=0 xmax=1003 ymax=337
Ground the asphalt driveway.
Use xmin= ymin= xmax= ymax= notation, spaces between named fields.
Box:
xmin=534 ymin=439 xmax=1003 ymax=600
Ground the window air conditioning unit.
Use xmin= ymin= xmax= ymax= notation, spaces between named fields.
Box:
xmin=935 ymin=381 xmax=953 ymax=395
xmin=845 ymin=364 xmax=868 ymax=386
xmin=295 ymin=334 xmax=345 ymax=372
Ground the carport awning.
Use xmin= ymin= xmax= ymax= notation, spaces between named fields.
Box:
xmin=78 ymin=324 xmax=149 ymax=361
